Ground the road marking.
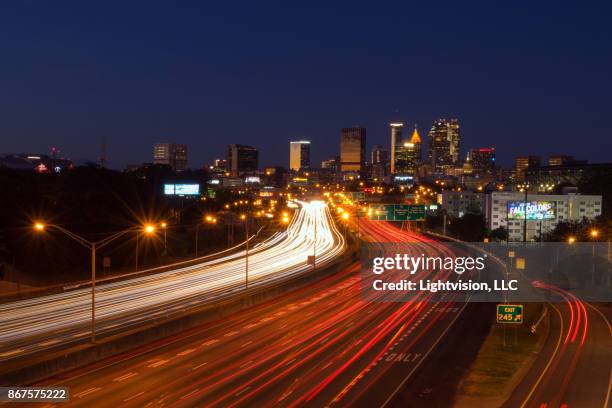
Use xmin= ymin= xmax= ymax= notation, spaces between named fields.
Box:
xmin=177 ymin=348 xmax=196 ymax=356
xmin=38 ymin=340 xmax=61 ymax=347
xmin=192 ymin=361 xmax=208 ymax=370
xmin=113 ymin=372 xmax=137 ymax=382
xmin=520 ymin=303 xmax=564 ymax=408
xmin=123 ymin=391 xmax=144 ymax=402
xmin=0 ymin=349 xmax=23 ymax=358
xmin=74 ymin=387 xmax=101 ymax=398
xmin=585 ymin=302 xmax=612 ymax=408
xmin=380 ymin=301 xmax=469 ymax=408
xmin=147 ymin=359 xmax=169 ymax=368
xmin=180 ymin=388 xmax=200 ymax=400
xmin=234 ymin=386 xmax=251 ymax=397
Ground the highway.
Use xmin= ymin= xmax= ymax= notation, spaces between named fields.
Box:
xmin=27 ymin=219 xmax=472 ymax=407
xmin=503 ymin=282 xmax=612 ymax=408
xmin=0 ymin=201 xmax=345 ymax=361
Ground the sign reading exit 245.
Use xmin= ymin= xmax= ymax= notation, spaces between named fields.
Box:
xmin=496 ymin=304 xmax=524 ymax=324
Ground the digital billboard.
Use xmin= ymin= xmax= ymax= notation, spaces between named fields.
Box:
xmin=164 ymin=184 xmax=200 ymax=196
xmin=507 ymin=201 xmax=555 ymax=220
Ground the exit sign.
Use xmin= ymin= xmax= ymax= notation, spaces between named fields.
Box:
xmin=496 ymin=304 xmax=524 ymax=324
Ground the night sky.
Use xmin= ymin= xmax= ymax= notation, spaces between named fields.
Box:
xmin=1 ymin=1 xmax=611 ymax=169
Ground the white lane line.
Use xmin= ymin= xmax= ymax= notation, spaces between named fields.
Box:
xmin=234 ymin=386 xmax=251 ymax=397
xmin=0 ymin=349 xmax=23 ymax=358
xmin=192 ymin=361 xmax=208 ymax=370
xmin=123 ymin=391 xmax=145 ymax=402
xmin=147 ymin=359 xmax=169 ymax=368
xmin=38 ymin=340 xmax=61 ymax=347
xmin=113 ymin=372 xmax=137 ymax=382
xmin=180 ymin=388 xmax=200 ymax=400
xmin=74 ymin=387 xmax=101 ymax=398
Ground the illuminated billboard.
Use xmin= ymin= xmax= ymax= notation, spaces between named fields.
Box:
xmin=507 ymin=201 xmax=555 ymax=220
xmin=164 ymin=184 xmax=200 ymax=196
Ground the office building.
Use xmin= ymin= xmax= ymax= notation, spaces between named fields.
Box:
xmin=548 ymin=155 xmax=574 ymax=167
xmin=227 ymin=144 xmax=258 ymax=177
xmin=394 ymin=126 xmax=422 ymax=176
xmin=515 ymin=155 xmax=541 ymax=181
xmin=289 ymin=141 xmax=311 ymax=171
xmin=370 ymin=145 xmax=388 ymax=181
xmin=485 ymin=192 xmax=602 ymax=241
xmin=340 ymin=127 xmax=366 ymax=173
xmin=525 ymin=162 xmax=611 ymax=186
xmin=153 ymin=143 xmax=188 ymax=171
xmin=428 ymin=119 xmax=460 ymax=174
xmin=389 ymin=123 xmax=403 ymax=174
xmin=468 ymin=147 xmax=496 ymax=175
xmin=440 ymin=191 xmax=485 ymax=217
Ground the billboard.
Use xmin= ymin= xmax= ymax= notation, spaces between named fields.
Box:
xmin=164 ymin=184 xmax=200 ymax=196
xmin=507 ymin=201 xmax=555 ymax=220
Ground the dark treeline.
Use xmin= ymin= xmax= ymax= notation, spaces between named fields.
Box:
xmin=0 ymin=166 xmax=257 ymax=285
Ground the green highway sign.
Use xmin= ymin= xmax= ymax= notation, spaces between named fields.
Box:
xmin=368 ymin=204 xmax=426 ymax=221
xmin=496 ymin=304 xmax=524 ymax=324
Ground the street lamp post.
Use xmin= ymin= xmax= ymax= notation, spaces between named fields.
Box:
xmin=33 ymin=223 xmax=154 ymax=343
xmin=241 ymin=214 xmax=249 ymax=288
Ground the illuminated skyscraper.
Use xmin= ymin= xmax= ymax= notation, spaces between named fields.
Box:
xmin=340 ymin=127 xmax=366 ymax=173
xmin=395 ymin=125 xmax=421 ymax=175
xmin=427 ymin=118 xmax=460 ymax=174
xmin=289 ymin=141 xmax=311 ymax=171
xmin=153 ymin=143 xmax=188 ymax=171
xmin=389 ymin=123 xmax=403 ymax=174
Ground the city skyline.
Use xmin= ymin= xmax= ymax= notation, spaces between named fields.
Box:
xmin=1 ymin=2 xmax=611 ymax=168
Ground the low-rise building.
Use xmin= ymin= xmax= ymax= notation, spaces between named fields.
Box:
xmin=440 ymin=191 xmax=485 ymax=217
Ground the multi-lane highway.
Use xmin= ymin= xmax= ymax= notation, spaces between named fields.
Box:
xmin=25 ymin=219 xmax=471 ymax=407
xmin=0 ymin=200 xmax=345 ymax=361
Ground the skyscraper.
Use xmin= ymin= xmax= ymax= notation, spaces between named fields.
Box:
xmin=153 ymin=143 xmax=188 ymax=171
xmin=289 ymin=141 xmax=311 ymax=171
xmin=468 ymin=147 xmax=496 ymax=175
xmin=389 ymin=123 xmax=403 ymax=174
xmin=515 ymin=155 xmax=541 ymax=181
xmin=371 ymin=145 xmax=388 ymax=181
xmin=227 ymin=144 xmax=259 ymax=177
xmin=427 ymin=118 xmax=460 ymax=174
xmin=394 ymin=126 xmax=421 ymax=176
xmin=340 ymin=127 xmax=366 ymax=173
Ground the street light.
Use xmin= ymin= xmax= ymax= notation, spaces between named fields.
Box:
xmin=590 ymin=229 xmax=599 ymax=239
xmin=196 ymin=215 xmax=218 ymax=257
xmin=136 ymin=224 xmax=156 ymax=271
xmin=160 ymin=222 xmax=167 ymax=252
xmin=33 ymin=222 xmax=148 ymax=343
xmin=241 ymin=214 xmax=249 ymax=289
xmin=568 ymin=236 xmax=576 ymax=244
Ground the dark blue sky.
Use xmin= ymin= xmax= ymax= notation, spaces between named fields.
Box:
xmin=1 ymin=1 xmax=611 ymax=169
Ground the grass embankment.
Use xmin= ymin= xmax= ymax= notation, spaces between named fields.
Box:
xmin=456 ymin=303 xmax=548 ymax=405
